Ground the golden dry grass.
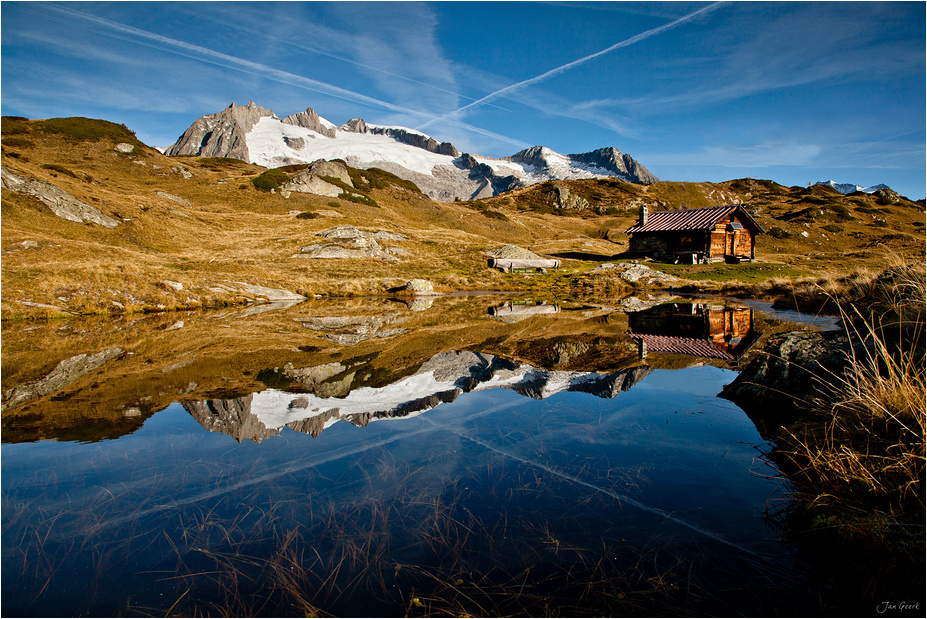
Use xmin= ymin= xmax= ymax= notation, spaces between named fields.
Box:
xmin=2 ymin=117 xmax=924 ymax=320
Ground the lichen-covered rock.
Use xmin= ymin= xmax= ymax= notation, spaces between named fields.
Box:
xmin=598 ymin=263 xmax=677 ymax=285
xmin=401 ymin=279 xmax=438 ymax=296
xmin=282 ymin=174 xmax=342 ymax=198
xmin=114 ymin=142 xmax=135 ymax=153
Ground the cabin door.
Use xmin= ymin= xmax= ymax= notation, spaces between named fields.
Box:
xmin=728 ymin=231 xmax=738 ymax=255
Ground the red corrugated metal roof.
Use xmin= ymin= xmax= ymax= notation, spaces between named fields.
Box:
xmin=625 ymin=204 xmax=763 ymax=234
xmin=628 ymin=333 xmax=734 ymax=361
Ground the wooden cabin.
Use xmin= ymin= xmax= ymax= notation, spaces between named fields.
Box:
xmin=624 ymin=204 xmax=764 ymax=263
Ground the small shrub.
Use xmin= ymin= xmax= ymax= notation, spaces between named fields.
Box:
xmin=327 ymin=201 xmax=341 ymax=209
xmin=296 ymin=211 xmax=321 ymax=219
xmin=871 ymin=220 xmax=889 ymax=228
xmin=769 ymin=226 xmax=794 ymax=239
xmin=340 ymin=192 xmax=378 ymax=207
xmin=278 ymin=163 xmax=310 ymax=173
xmin=198 ymin=157 xmax=246 ymax=169
xmin=831 ymin=204 xmax=853 ymax=220
xmin=365 ymin=167 xmax=420 ymax=193
xmin=251 ymin=168 xmax=289 ymax=192
xmin=482 ymin=210 xmax=510 ymax=221
xmin=2 ymin=137 xmax=33 ymax=148
xmin=41 ymin=163 xmax=78 ymax=178
xmin=822 ymin=224 xmax=843 ymax=234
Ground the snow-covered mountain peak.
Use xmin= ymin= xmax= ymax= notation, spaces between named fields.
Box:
xmin=814 ymin=180 xmax=891 ymax=195
xmin=166 ymin=102 xmax=659 ymax=201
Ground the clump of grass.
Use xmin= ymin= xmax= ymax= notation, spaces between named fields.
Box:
xmin=774 ymin=261 xmax=925 ymax=600
xmin=783 ymin=316 xmax=925 ymax=510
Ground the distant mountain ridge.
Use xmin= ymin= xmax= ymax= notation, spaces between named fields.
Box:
xmin=814 ymin=180 xmax=891 ymax=195
xmin=166 ymin=102 xmax=658 ymax=201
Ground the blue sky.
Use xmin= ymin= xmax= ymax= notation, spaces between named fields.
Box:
xmin=2 ymin=1 xmax=925 ymax=198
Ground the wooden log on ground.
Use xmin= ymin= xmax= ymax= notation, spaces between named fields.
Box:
xmin=488 ymin=258 xmax=561 ymax=272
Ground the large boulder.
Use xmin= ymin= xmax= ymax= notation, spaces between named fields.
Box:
xmin=720 ymin=329 xmax=862 ymax=436
xmin=400 ymin=279 xmax=438 ymax=296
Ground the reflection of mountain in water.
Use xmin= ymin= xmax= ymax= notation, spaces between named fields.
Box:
xmin=184 ymin=351 xmax=651 ymax=443
xmin=627 ymin=303 xmax=760 ymax=363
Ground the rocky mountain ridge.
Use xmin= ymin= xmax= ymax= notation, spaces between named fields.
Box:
xmin=164 ymin=102 xmax=657 ymax=201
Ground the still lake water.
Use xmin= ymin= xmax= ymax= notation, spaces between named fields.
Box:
xmin=1 ymin=295 xmax=837 ymax=616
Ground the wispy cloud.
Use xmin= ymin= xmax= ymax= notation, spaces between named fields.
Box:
xmin=38 ymin=3 xmax=527 ymax=150
xmin=186 ymin=3 xmax=510 ymax=115
xmin=609 ymin=4 xmax=925 ymax=112
xmin=418 ymin=1 xmax=726 ymax=130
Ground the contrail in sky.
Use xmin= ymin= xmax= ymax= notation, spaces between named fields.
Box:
xmin=42 ymin=3 xmax=529 ymax=149
xmin=418 ymin=1 xmax=727 ymax=130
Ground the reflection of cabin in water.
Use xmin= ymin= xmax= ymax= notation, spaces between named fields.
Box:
xmin=625 ymin=204 xmax=764 ymax=264
xmin=627 ymin=302 xmax=760 ymax=363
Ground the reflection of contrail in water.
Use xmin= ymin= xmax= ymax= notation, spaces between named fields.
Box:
xmin=447 ymin=429 xmax=763 ymax=558
xmin=418 ymin=1 xmax=727 ymax=130
xmin=64 ymin=399 xmax=527 ymax=533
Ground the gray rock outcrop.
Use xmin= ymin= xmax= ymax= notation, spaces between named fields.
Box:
xmin=1 ymin=166 xmax=120 ymax=228
xmin=341 ymin=118 xmax=459 ymax=157
xmin=282 ymin=107 xmax=337 ymax=138
xmin=206 ymin=281 xmax=305 ymax=303
xmin=282 ymin=175 xmax=342 ymax=198
xmin=340 ymin=118 xmax=368 ymax=133
xmin=593 ymin=262 xmax=677 ymax=285
xmin=165 ymin=101 xmax=274 ymax=161
xmin=545 ymin=184 xmax=589 ymax=210
xmin=295 ymin=226 xmax=409 ymax=261
xmin=721 ymin=330 xmax=856 ymax=414
xmin=282 ymin=161 xmax=353 ymax=197
xmin=568 ymin=147 xmax=659 ymax=185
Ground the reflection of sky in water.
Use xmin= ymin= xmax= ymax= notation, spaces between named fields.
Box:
xmin=1 ymin=363 xmax=825 ymax=617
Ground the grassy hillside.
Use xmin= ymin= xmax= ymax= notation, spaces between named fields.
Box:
xmin=2 ymin=116 xmax=924 ymax=320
